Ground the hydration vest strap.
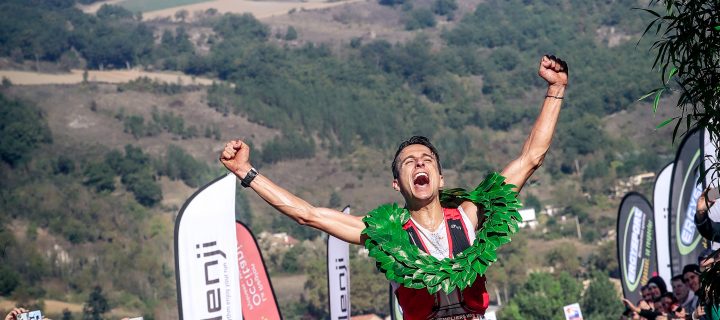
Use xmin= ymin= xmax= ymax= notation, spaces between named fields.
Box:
xmin=402 ymin=208 xmax=472 ymax=257
xmin=445 ymin=209 xmax=471 ymax=256
xmin=404 ymin=225 xmax=429 ymax=254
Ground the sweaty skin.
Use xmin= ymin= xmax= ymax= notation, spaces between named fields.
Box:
xmin=220 ymin=55 xmax=568 ymax=244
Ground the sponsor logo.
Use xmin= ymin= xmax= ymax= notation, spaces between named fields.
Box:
xmin=333 ymin=257 xmax=349 ymax=320
xmin=624 ymin=207 xmax=646 ymax=291
xmin=675 ymin=150 xmax=703 ymax=255
xmin=680 ymin=183 xmax=703 ymax=246
xmin=196 ymin=241 xmax=229 ymax=320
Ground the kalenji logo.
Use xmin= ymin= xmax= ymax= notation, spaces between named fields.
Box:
xmin=680 ymin=183 xmax=703 ymax=246
xmin=626 ymin=207 xmax=645 ymax=288
xmin=237 ymin=245 xmax=267 ymax=309
xmin=196 ymin=241 xmax=228 ymax=320
xmin=334 ymin=257 xmax=349 ymax=320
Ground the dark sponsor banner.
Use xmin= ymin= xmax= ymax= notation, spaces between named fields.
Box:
xmin=653 ymin=162 xmax=673 ymax=288
xmin=236 ymin=221 xmax=282 ymax=320
xmin=617 ymin=193 xmax=657 ymax=301
xmin=175 ymin=174 xmax=242 ymax=320
xmin=669 ymin=129 xmax=707 ymax=275
xmin=328 ymin=206 xmax=351 ymax=320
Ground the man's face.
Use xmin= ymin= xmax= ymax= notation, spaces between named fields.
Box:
xmin=392 ymin=144 xmax=444 ymax=207
xmin=672 ymin=279 xmax=689 ymax=301
xmin=683 ymin=272 xmax=700 ymax=292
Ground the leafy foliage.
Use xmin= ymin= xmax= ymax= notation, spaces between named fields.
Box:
xmin=640 ymin=0 xmax=720 ymax=185
xmin=404 ymin=8 xmax=437 ymax=30
xmin=582 ymin=272 xmax=624 ymax=319
xmin=0 ymin=94 xmax=53 ymax=167
xmin=82 ymin=286 xmax=109 ymax=320
xmin=500 ymin=272 xmax=583 ymax=320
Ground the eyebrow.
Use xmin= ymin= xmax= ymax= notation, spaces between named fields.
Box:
xmin=401 ymin=153 xmax=435 ymax=164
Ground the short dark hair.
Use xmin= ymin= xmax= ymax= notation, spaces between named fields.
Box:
xmin=391 ymin=136 xmax=442 ymax=179
xmin=682 ymin=264 xmax=700 ymax=277
xmin=671 ymin=275 xmax=684 ymax=283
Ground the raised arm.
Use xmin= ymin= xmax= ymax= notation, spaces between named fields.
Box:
xmin=220 ymin=140 xmax=366 ymax=245
xmin=501 ymin=55 xmax=568 ymax=193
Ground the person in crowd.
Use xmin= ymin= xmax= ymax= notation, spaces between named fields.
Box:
xmin=2 ymin=308 xmax=51 ymax=320
xmin=3 ymin=308 xmax=28 ymax=320
xmin=691 ymin=248 xmax=720 ymax=320
xmin=672 ymin=274 xmax=697 ymax=316
xmin=648 ymin=276 xmax=668 ymax=301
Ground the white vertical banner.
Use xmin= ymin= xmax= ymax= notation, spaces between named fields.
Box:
xmin=328 ymin=206 xmax=351 ymax=320
xmin=653 ymin=162 xmax=674 ymax=289
xmin=175 ymin=174 xmax=242 ymax=320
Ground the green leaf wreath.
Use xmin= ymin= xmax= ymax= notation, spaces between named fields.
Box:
xmin=361 ymin=172 xmax=522 ymax=295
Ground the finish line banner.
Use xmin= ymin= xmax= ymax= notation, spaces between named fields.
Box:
xmin=617 ymin=192 xmax=657 ymax=302
xmin=328 ymin=206 xmax=351 ymax=320
xmin=175 ymin=174 xmax=242 ymax=320
xmin=236 ymin=221 xmax=282 ymax=320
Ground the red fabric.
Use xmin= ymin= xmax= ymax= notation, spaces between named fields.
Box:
xmin=395 ymin=277 xmax=489 ymax=320
xmin=396 ymin=207 xmax=488 ymax=319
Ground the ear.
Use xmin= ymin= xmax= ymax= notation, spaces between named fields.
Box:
xmin=392 ymin=179 xmax=400 ymax=192
xmin=439 ymin=174 xmax=444 ymax=188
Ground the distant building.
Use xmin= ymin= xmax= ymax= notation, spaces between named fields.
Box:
xmin=613 ymin=172 xmax=656 ymax=197
xmin=518 ymin=208 xmax=538 ymax=229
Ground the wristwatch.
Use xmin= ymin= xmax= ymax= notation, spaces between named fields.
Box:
xmin=241 ymin=168 xmax=258 ymax=188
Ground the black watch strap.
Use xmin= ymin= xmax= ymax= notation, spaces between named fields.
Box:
xmin=241 ymin=168 xmax=258 ymax=188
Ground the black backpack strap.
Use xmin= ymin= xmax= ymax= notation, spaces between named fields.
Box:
xmin=444 ymin=208 xmax=472 ymax=256
xmin=404 ymin=223 xmax=429 ymax=254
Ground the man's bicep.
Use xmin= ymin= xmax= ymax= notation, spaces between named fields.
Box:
xmin=312 ymin=207 xmax=366 ymax=245
xmin=500 ymin=157 xmax=535 ymax=193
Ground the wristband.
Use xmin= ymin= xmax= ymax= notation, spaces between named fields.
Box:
xmin=241 ymin=168 xmax=258 ymax=188
xmin=545 ymin=95 xmax=564 ymax=99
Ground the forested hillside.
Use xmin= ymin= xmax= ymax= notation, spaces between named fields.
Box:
xmin=0 ymin=0 xmax=676 ymax=318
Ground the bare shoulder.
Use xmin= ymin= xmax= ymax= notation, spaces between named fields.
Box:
xmin=460 ymin=201 xmax=485 ymax=230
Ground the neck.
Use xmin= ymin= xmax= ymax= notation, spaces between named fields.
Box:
xmin=407 ymin=198 xmax=444 ymax=230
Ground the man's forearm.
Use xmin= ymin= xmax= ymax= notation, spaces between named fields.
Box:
xmin=501 ymin=85 xmax=565 ymax=190
xmin=232 ymin=168 xmax=366 ymax=244
xmin=521 ymin=85 xmax=565 ymax=164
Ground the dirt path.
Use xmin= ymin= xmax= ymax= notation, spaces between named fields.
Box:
xmin=0 ymin=69 xmax=218 ymax=86
xmin=81 ymin=0 xmax=366 ymax=21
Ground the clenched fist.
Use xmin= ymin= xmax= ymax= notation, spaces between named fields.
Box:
xmin=220 ymin=140 xmax=252 ymax=177
xmin=539 ymin=55 xmax=568 ymax=88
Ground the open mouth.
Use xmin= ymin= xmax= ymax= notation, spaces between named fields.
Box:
xmin=413 ymin=172 xmax=430 ymax=186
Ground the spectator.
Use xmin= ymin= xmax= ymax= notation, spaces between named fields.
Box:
xmin=672 ymin=274 xmax=697 ymax=316
xmin=692 ymin=248 xmax=720 ymax=320
xmin=4 ymin=308 xmax=27 ymax=320
xmin=684 ymin=264 xmax=702 ymax=294
xmin=647 ymin=276 xmax=668 ymax=301
xmin=3 ymin=308 xmax=51 ymax=320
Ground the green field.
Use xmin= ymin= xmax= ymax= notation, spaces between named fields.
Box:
xmin=119 ymin=0 xmax=214 ymax=12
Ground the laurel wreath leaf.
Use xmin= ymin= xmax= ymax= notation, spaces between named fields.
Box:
xmin=361 ymin=172 xmax=521 ymax=294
